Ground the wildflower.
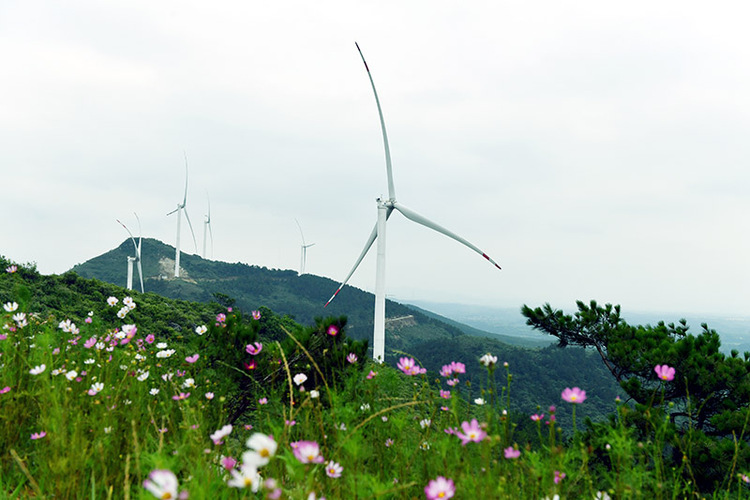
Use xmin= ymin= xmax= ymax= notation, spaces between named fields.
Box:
xmin=107 ymin=296 xmax=118 ymax=307
xmin=143 ymin=469 xmax=183 ymax=499
xmin=29 ymin=364 xmax=46 ymax=375
xmin=258 ymin=397 xmax=268 ymax=405
xmin=292 ymin=440 xmax=324 ymax=463
xmin=654 ymin=364 xmax=676 ymax=382
xmin=425 ymin=476 xmax=455 ymax=500
xmin=172 ymin=392 xmax=190 ymax=401
xmin=554 ymin=470 xmax=566 ymax=484
xmin=479 ymin=353 xmax=497 ymax=367
xmin=0 ymin=386 xmax=10 ymax=394
xmin=397 ymin=357 xmax=425 ymax=376
xmin=385 ymin=438 xmax=394 ymax=447
xmin=156 ymin=342 xmax=168 ymax=349
xmin=326 ymin=325 xmax=339 ymax=336
xmin=65 ymin=370 xmax=78 ymax=381
xmin=150 ymin=388 xmax=160 ymax=396
xmin=31 ymin=431 xmax=47 ymax=440
xmin=3 ymin=302 xmax=18 ymax=312
xmin=215 ymin=313 xmax=226 ymax=324
xmin=123 ymin=296 xmax=135 ymax=308
xmin=420 ymin=419 xmax=432 ymax=429
xmin=6 ymin=265 xmax=17 ymax=273
xmin=221 ymin=456 xmax=237 ymax=470
xmin=246 ymin=433 xmax=278 ymax=465
xmin=449 ymin=361 xmax=466 ymax=374
xmin=366 ymin=370 xmax=378 ymax=379
xmin=89 ymin=382 xmax=104 ymax=395
xmin=117 ymin=307 xmax=129 ymax=319
xmin=205 ymin=392 xmax=214 ymax=400
xmin=185 ymin=354 xmax=199 ymax=364
xmin=530 ymin=413 xmax=544 ymax=422
xmin=245 ymin=342 xmax=262 ymax=355
xmin=293 ymin=373 xmax=308 ymax=386
xmin=264 ymin=478 xmax=282 ymax=499
xmin=210 ymin=424 xmax=233 ymax=444
xmin=252 ymin=310 xmax=261 ymax=320
xmin=286 ymin=420 xmax=296 ymax=427
xmin=309 ymin=389 xmax=320 ymax=399
xmin=195 ymin=325 xmax=207 ymax=335
xmin=244 ymin=360 xmax=257 ymax=371
xmin=456 ymin=419 xmax=487 ymax=446
xmin=360 ymin=403 xmax=370 ymax=412
xmin=13 ymin=313 xmax=27 ymax=328
xmin=439 ymin=364 xmax=453 ymax=377
xmin=346 ymin=352 xmax=358 ymax=364
xmin=137 ymin=371 xmax=150 ymax=382
xmin=326 ymin=460 xmax=343 ymax=478
xmin=740 ymin=474 xmax=750 ymax=484
xmin=420 ymin=441 xmax=430 ymax=450
xmin=156 ymin=349 xmax=175 ymax=359
xmin=561 ymin=387 xmax=587 ymax=404
xmin=84 ymin=336 xmax=97 ymax=349
xmin=504 ymin=446 xmax=520 ymax=459
xmin=474 ymin=398 xmax=485 ymax=405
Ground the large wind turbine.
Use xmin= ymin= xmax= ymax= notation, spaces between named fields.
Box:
xmin=167 ymin=154 xmax=198 ymax=278
xmin=325 ymin=43 xmax=502 ymax=362
xmin=117 ymin=213 xmax=144 ymax=293
xmin=295 ymin=219 xmax=315 ymax=275
xmin=203 ymin=192 xmax=214 ymax=259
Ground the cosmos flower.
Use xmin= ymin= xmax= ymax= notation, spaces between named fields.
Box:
xmin=89 ymin=382 xmax=104 ymax=395
xmin=3 ymin=301 xmax=18 ymax=312
xmin=245 ymin=433 xmax=278 ymax=466
xmin=561 ymin=387 xmax=587 ymax=404
xmin=456 ymin=419 xmax=487 ymax=446
xmin=195 ymin=325 xmax=207 ymax=335
xmin=107 ymin=296 xmax=118 ymax=307
xmin=479 ymin=353 xmax=498 ymax=367
xmin=6 ymin=265 xmax=17 ymax=273
xmin=530 ymin=413 xmax=544 ymax=422
xmin=29 ymin=364 xmax=46 ymax=375
xmin=504 ymin=447 xmax=521 ymax=459
xmin=245 ymin=342 xmax=262 ymax=355
xmin=425 ymin=476 xmax=455 ymax=500
xmin=185 ymin=354 xmax=199 ymax=364
xmin=326 ymin=460 xmax=343 ymax=478
xmin=143 ymin=470 xmax=182 ymax=499
xmin=226 ymin=462 xmax=261 ymax=491
xmin=205 ymin=392 xmax=214 ymax=400
xmin=252 ymin=310 xmax=261 ymax=320
xmin=172 ymin=392 xmax=190 ymax=401
xmin=326 ymin=325 xmax=339 ymax=336
xmin=366 ymin=370 xmax=378 ymax=379
xmin=293 ymin=373 xmax=308 ymax=386
xmin=346 ymin=353 xmax=358 ymax=364
xmin=654 ymin=364 xmax=676 ymax=382
xmin=292 ymin=440 xmax=324 ymax=464
xmin=210 ymin=424 xmax=233 ymax=444
xmin=31 ymin=431 xmax=47 ymax=440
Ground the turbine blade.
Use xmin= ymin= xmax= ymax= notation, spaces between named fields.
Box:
xmin=355 ymin=43 xmax=396 ymax=202
xmin=208 ymin=221 xmax=214 ymax=258
xmin=295 ymin=218 xmax=306 ymax=246
xmin=116 ymin=219 xmax=139 ymax=256
xmin=183 ymin=208 xmax=199 ymax=253
xmin=137 ymin=259 xmax=144 ymax=294
xmin=166 ymin=207 xmax=179 ymax=216
xmin=325 ymin=206 xmax=393 ymax=307
xmin=134 ymin=212 xmax=143 ymax=258
xmin=182 ymin=152 xmax=189 ymax=206
xmin=393 ymin=202 xmax=502 ymax=270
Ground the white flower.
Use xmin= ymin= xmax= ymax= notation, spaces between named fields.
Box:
xmin=479 ymin=353 xmax=498 ymax=367
xmin=115 ymin=331 xmax=127 ymax=340
xmin=119 ymin=364 xmax=128 ymax=371
xmin=95 ymin=342 xmax=105 ymax=350
xmin=150 ymin=388 xmax=160 ymax=396
xmin=84 ymin=358 xmax=95 ymax=365
xmin=3 ymin=302 xmax=18 ymax=312
xmin=116 ymin=307 xmax=129 ymax=319
xmin=156 ymin=349 xmax=175 ymax=359
xmin=87 ymin=311 xmax=94 ymax=317
xmin=143 ymin=470 xmax=179 ymax=499
xmin=210 ymin=424 xmax=232 ymax=443
xmin=13 ymin=313 xmax=27 ymax=328
xmin=474 ymin=398 xmax=486 ymax=406
xmin=226 ymin=462 xmax=261 ymax=491
xmin=182 ymin=378 xmax=195 ymax=388
xmin=156 ymin=342 xmax=168 ymax=349
xmin=29 ymin=364 xmax=46 ymax=375
xmin=65 ymin=370 xmax=78 ymax=381
xmin=195 ymin=325 xmax=207 ymax=335
xmin=104 ymin=426 xmax=112 ymax=434
xmin=420 ymin=419 xmax=431 ymax=429
xmin=360 ymin=403 xmax=370 ymax=412
xmin=162 ymin=372 xmax=174 ymax=381
xmin=51 ymin=368 xmax=63 ymax=376
xmin=293 ymin=373 xmax=307 ymax=386
xmin=89 ymin=382 xmax=104 ymax=395
xmin=107 ymin=296 xmax=118 ymax=307
xmin=245 ymin=433 xmax=278 ymax=466
xmin=123 ymin=296 xmax=135 ymax=307
xmin=135 ymin=354 xmax=146 ymax=361
xmin=309 ymin=390 xmax=320 ymax=399
xmin=137 ymin=371 xmax=150 ymax=382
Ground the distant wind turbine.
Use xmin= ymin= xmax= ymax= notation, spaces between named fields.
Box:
xmin=203 ymin=192 xmax=214 ymax=259
xmin=117 ymin=213 xmax=144 ymax=293
xmin=167 ymin=154 xmax=198 ymax=278
xmin=295 ymin=219 xmax=315 ymax=275
xmin=325 ymin=43 xmax=502 ymax=363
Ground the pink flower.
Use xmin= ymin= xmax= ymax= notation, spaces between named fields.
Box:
xmin=440 ymin=390 xmax=451 ymax=399
xmin=6 ymin=265 xmax=18 ymax=273
xmin=456 ymin=419 xmax=487 ymax=446
xmin=205 ymin=392 xmax=214 ymax=400
xmin=449 ymin=361 xmax=466 ymax=374
xmin=185 ymin=354 xmax=199 ymax=364
xmin=346 ymin=353 xmax=358 ymax=364
xmin=252 ymin=310 xmax=261 ymax=320
xmin=366 ymin=370 xmax=378 ymax=379
xmin=221 ymin=456 xmax=237 ymax=470
xmin=244 ymin=360 xmax=257 ymax=371
xmin=0 ymin=386 xmax=10 ymax=394
xmin=439 ymin=364 xmax=453 ymax=377
xmin=286 ymin=420 xmax=296 ymax=427
xmin=210 ymin=424 xmax=232 ymax=444
xmin=258 ymin=397 xmax=268 ymax=405
xmin=397 ymin=357 xmax=425 ymax=376
xmin=504 ymin=447 xmax=520 ymax=459
xmin=654 ymin=364 xmax=675 ymax=382
xmin=31 ymin=431 xmax=47 ymax=440
xmin=561 ymin=387 xmax=587 ymax=404
xmin=85 ymin=317 xmax=92 ymax=324
xmin=325 ymin=460 xmax=343 ymax=478
xmin=84 ymin=336 xmax=97 ymax=349
xmin=292 ymin=440 xmax=324 ymax=463
xmin=145 ymin=334 xmax=155 ymax=344
xmin=326 ymin=325 xmax=339 ymax=336
xmin=246 ymin=342 xmax=263 ymax=355
xmin=530 ymin=413 xmax=544 ymax=421
xmin=446 ymin=378 xmax=460 ymax=387
xmin=425 ymin=476 xmax=455 ymax=500
xmin=172 ymin=392 xmax=190 ymax=401
xmin=554 ymin=470 xmax=566 ymax=484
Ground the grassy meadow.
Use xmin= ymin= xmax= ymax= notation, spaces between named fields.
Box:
xmin=1 ymin=262 xmax=749 ymax=499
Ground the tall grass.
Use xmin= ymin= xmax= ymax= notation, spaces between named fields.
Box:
xmin=1 ymin=286 xmax=749 ymax=498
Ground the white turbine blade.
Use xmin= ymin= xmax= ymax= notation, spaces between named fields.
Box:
xmin=183 ymin=208 xmax=199 ymax=253
xmin=325 ymin=207 xmax=394 ymax=307
xmin=208 ymin=220 xmax=214 ymax=258
xmin=166 ymin=206 xmax=179 ymax=216
xmin=137 ymin=259 xmax=144 ymax=294
xmin=182 ymin=152 xmax=190 ymax=206
xmin=117 ymin=219 xmax=139 ymax=256
xmin=295 ymin=218 xmax=306 ymax=246
xmin=356 ymin=43 xmax=396 ymax=202
xmin=134 ymin=212 xmax=143 ymax=260
xmin=393 ymin=202 xmax=502 ymax=270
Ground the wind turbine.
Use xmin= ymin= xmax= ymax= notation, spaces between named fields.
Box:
xmin=203 ymin=192 xmax=214 ymax=259
xmin=117 ymin=213 xmax=144 ymax=293
xmin=325 ymin=43 xmax=502 ymax=363
xmin=295 ymin=219 xmax=315 ymax=275
xmin=167 ymin=154 xmax=198 ymax=278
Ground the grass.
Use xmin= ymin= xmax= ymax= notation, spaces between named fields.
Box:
xmin=1 ymin=286 xmax=750 ymax=498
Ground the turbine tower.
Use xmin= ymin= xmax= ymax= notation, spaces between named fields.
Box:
xmin=203 ymin=192 xmax=214 ymax=259
xmin=295 ymin=219 xmax=315 ymax=275
xmin=325 ymin=43 xmax=502 ymax=363
xmin=167 ymin=154 xmax=198 ymax=278
xmin=117 ymin=213 xmax=144 ymax=293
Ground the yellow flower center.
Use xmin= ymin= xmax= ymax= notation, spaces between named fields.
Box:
xmin=439 ymin=493 xmax=445 ymax=498
xmin=308 ymin=454 xmax=315 ymax=461
xmin=260 ymin=449 xmax=270 ymax=457
xmin=244 ymin=477 xmax=253 ymax=487
xmin=161 ymin=494 xmax=172 ymax=500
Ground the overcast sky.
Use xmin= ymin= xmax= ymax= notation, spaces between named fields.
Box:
xmin=1 ymin=1 xmax=748 ymax=318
